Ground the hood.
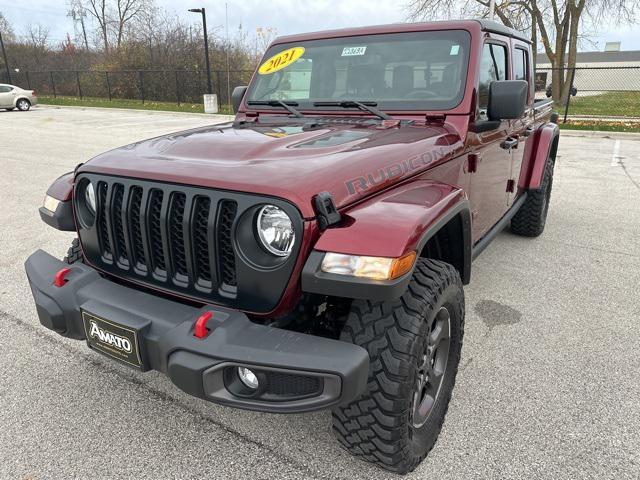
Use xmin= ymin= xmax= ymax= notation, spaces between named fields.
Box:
xmin=79 ymin=117 xmax=466 ymax=218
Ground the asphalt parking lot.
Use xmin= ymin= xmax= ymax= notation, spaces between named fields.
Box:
xmin=1 ymin=105 xmax=639 ymax=479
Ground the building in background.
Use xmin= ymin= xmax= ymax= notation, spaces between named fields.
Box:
xmin=535 ymin=44 xmax=640 ymax=94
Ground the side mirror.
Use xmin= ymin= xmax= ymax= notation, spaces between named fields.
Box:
xmin=487 ymin=80 xmax=528 ymax=121
xmin=232 ymin=86 xmax=248 ymax=114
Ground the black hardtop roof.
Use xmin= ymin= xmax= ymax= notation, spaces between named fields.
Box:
xmin=475 ymin=19 xmax=532 ymax=44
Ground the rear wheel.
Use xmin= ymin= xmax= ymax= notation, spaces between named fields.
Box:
xmin=64 ymin=238 xmax=84 ymax=264
xmin=511 ymin=157 xmax=554 ymax=237
xmin=332 ymin=258 xmax=464 ymax=474
xmin=17 ymin=99 xmax=31 ymax=111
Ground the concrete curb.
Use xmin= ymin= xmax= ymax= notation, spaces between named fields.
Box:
xmin=559 ymin=129 xmax=640 ymax=140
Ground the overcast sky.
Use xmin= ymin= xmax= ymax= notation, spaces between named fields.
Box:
xmin=1 ymin=0 xmax=639 ymax=51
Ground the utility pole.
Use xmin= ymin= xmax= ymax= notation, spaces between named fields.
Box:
xmin=188 ymin=8 xmax=213 ymax=95
xmin=225 ymin=3 xmax=231 ymax=107
xmin=0 ymin=30 xmax=11 ymax=84
xmin=79 ymin=10 xmax=89 ymax=50
xmin=68 ymin=4 xmax=89 ymax=51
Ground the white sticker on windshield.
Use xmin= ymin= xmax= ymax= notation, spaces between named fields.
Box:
xmin=450 ymin=45 xmax=460 ymax=55
xmin=342 ymin=46 xmax=367 ymax=57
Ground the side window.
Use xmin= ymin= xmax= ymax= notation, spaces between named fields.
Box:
xmin=514 ymin=48 xmax=529 ymax=81
xmin=0 ymin=86 xmax=12 ymax=93
xmin=478 ymin=43 xmax=508 ymax=112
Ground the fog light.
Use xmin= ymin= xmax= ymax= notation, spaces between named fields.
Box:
xmin=238 ymin=367 xmax=259 ymax=389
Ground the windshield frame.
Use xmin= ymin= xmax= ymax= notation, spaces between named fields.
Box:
xmin=245 ymin=29 xmax=472 ymax=114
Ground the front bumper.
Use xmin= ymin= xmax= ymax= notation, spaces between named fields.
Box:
xmin=24 ymin=250 xmax=369 ymax=413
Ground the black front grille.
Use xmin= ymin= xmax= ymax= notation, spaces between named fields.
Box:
xmin=92 ymin=179 xmax=238 ymax=296
xmin=77 ymin=173 xmax=303 ymax=312
xmin=218 ymin=201 xmax=237 ymax=286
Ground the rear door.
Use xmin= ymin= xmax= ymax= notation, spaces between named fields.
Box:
xmin=508 ymin=43 xmax=534 ymax=205
xmin=469 ymin=40 xmax=512 ymax=242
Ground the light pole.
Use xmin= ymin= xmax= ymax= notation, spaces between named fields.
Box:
xmin=188 ymin=8 xmax=213 ymax=95
xmin=0 ymin=29 xmax=11 ymax=84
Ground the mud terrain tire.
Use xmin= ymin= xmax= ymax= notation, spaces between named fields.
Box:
xmin=332 ymin=258 xmax=464 ymax=474
xmin=64 ymin=238 xmax=84 ymax=264
xmin=511 ymin=157 xmax=555 ymax=237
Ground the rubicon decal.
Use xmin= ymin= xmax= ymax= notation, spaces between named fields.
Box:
xmin=345 ymin=147 xmax=449 ymax=196
xmin=88 ymin=320 xmax=133 ymax=353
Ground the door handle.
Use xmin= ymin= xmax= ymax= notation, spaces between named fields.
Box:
xmin=500 ymin=137 xmax=518 ymax=150
xmin=523 ymin=126 xmax=534 ymax=137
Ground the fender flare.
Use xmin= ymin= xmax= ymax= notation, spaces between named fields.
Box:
xmin=302 ymin=180 xmax=473 ymax=300
xmin=415 ymin=198 xmax=472 ymax=285
xmin=40 ymin=172 xmax=75 ymax=231
xmin=519 ymin=122 xmax=560 ymax=191
xmin=46 ymin=172 xmax=74 ymax=201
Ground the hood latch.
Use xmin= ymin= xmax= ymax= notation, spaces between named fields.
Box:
xmin=314 ymin=192 xmax=342 ymax=231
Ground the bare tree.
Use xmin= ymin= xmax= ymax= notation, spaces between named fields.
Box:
xmin=407 ymin=0 xmax=639 ymax=104
xmin=83 ymin=0 xmax=110 ymax=52
xmin=115 ymin=0 xmax=150 ymax=49
xmin=25 ymin=24 xmax=50 ymax=49
xmin=0 ymin=11 xmax=15 ymax=43
xmin=74 ymin=0 xmax=150 ymax=53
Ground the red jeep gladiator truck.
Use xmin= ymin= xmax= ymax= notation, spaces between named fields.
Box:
xmin=26 ymin=20 xmax=558 ymax=473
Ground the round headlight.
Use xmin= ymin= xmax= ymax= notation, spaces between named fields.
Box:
xmin=75 ymin=178 xmax=96 ymax=228
xmin=84 ymin=181 xmax=96 ymax=215
xmin=256 ymin=205 xmax=295 ymax=257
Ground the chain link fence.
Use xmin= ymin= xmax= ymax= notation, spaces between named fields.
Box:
xmin=2 ymin=66 xmax=639 ymax=120
xmin=0 ymin=69 xmax=254 ymax=107
xmin=534 ymin=66 xmax=640 ymax=121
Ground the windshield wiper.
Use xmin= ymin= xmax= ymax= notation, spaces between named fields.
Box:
xmin=247 ymin=100 xmax=305 ymax=118
xmin=313 ymin=100 xmax=392 ymax=120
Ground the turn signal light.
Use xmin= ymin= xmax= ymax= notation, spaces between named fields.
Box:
xmin=43 ymin=195 xmax=61 ymax=214
xmin=321 ymin=251 xmax=417 ymax=281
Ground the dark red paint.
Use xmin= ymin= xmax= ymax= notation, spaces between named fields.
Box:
xmin=46 ymin=20 xmax=558 ymax=317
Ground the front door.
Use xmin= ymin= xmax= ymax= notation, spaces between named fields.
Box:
xmin=0 ymin=85 xmax=13 ymax=107
xmin=468 ymin=41 xmax=512 ymax=242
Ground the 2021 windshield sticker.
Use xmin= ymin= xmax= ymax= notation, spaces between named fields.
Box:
xmin=258 ymin=47 xmax=305 ymax=75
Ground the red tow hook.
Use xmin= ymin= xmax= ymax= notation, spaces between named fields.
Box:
xmin=54 ymin=268 xmax=72 ymax=287
xmin=194 ymin=311 xmax=213 ymax=339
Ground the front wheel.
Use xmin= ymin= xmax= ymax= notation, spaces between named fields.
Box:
xmin=332 ymin=258 xmax=464 ymax=474
xmin=16 ymin=99 xmax=31 ymax=111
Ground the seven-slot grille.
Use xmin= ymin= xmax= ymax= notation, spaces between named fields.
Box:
xmin=93 ymin=179 xmax=238 ymax=295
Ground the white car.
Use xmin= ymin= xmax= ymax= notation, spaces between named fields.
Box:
xmin=0 ymin=84 xmax=38 ymax=111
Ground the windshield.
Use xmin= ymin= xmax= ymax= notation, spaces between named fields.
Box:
xmin=247 ymin=30 xmax=471 ymax=112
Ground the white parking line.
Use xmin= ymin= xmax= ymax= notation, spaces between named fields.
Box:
xmin=611 ymin=139 xmax=621 ymax=166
